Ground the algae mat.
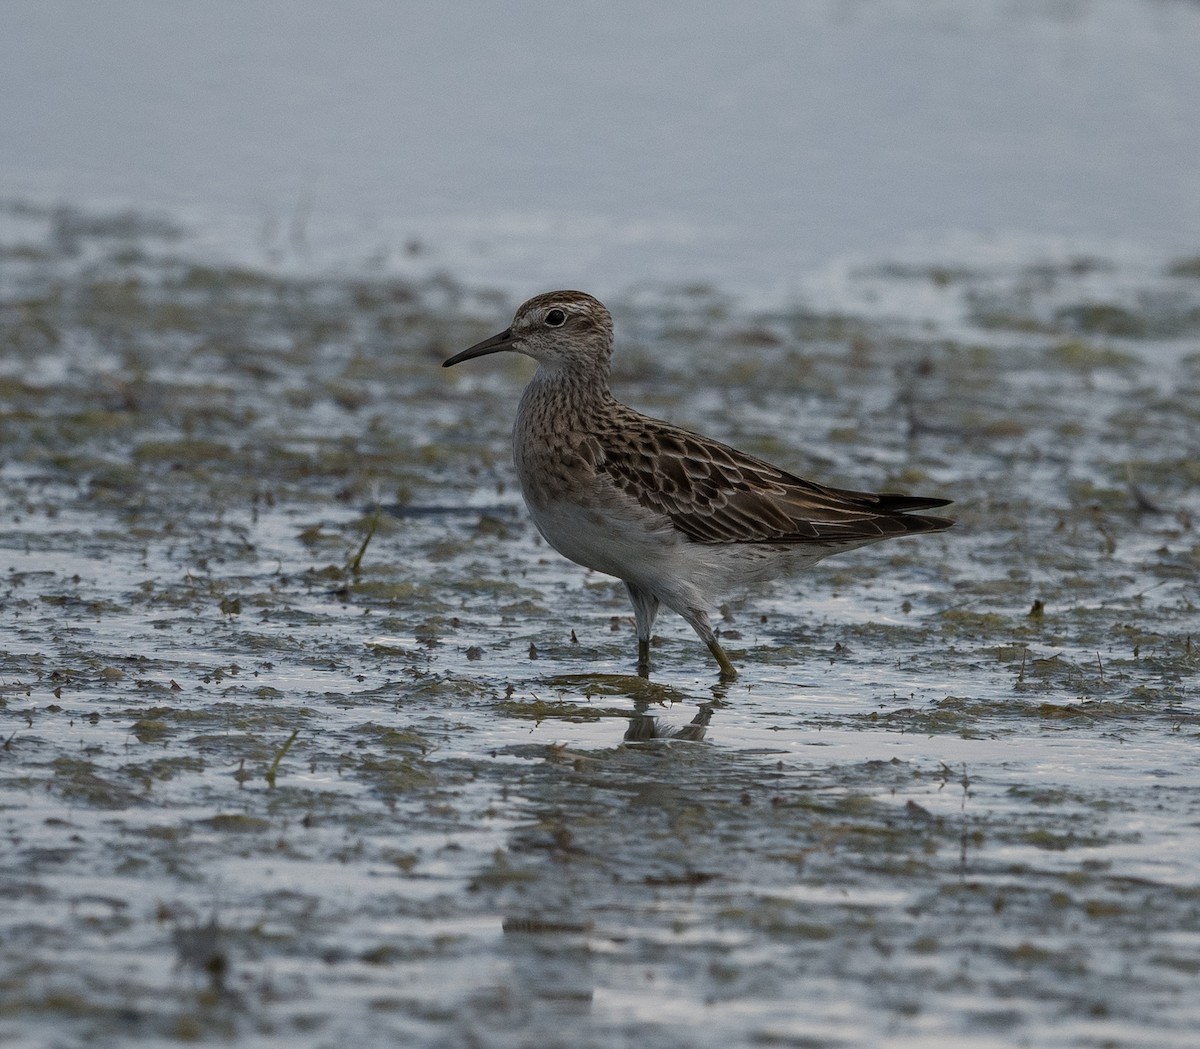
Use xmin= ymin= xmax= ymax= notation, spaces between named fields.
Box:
xmin=2 ymin=205 xmax=1199 ymax=1047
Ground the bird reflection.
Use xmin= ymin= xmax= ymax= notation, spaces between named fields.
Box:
xmin=540 ymin=670 xmax=728 ymax=746
xmin=624 ymin=701 xmax=715 ymax=743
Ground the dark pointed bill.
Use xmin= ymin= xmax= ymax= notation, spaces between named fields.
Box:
xmin=442 ymin=328 xmax=513 ymax=367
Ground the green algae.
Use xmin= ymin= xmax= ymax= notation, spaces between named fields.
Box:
xmin=1 ymin=204 xmax=1199 ymax=1049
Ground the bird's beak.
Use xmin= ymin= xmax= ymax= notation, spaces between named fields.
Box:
xmin=442 ymin=328 xmax=513 ymax=368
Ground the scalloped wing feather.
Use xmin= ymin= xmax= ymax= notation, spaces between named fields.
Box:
xmin=597 ymin=417 xmax=952 ymax=546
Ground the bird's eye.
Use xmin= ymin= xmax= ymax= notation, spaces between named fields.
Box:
xmin=544 ymin=309 xmax=567 ymax=327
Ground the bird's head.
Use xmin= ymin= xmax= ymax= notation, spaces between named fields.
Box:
xmin=443 ymin=290 xmax=613 ymax=376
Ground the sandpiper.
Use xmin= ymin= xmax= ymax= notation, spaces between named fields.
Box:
xmin=443 ymin=291 xmax=952 ymax=678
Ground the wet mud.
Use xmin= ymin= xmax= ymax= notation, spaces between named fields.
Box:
xmin=2 ymin=202 xmax=1199 ymax=1047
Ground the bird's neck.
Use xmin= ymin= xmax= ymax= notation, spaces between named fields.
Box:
xmin=516 ymin=364 xmax=614 ymax=441
xmin=522 ymin=362 xmax=615 ymax=422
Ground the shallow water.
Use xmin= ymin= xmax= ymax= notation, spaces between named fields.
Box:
xmin=1 ymin=203 xmax=1198 ymax=1047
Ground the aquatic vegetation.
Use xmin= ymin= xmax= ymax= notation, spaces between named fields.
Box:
xmin=1 ymin=205 xmax=1198 ymax=1047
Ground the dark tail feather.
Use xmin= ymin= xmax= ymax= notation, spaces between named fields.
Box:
xmin=873 ymin=493 xmax=953 ymax=513
xmin=898 ymin=511 xmax=954 ymax=534
xmin=873 ymin=493 xmax=954 ymax=535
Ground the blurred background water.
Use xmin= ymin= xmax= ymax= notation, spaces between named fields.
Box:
xmin=3 ymin=0 xmax=1198 ymax=301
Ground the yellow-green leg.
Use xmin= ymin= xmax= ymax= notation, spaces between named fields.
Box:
xmin=705 ymin=636 xmax=738 ymax=680
xmin=681 ymin=606 xmax=738 ymax=680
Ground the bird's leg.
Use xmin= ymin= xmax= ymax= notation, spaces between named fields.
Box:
xmin=636 ymin=640 xmax=651 ymax=678
xmin=706 ymin=638 xmax=738 ymax=680
xmin=624 ymin=581 xmax=660 ymax=677
xmin=680 ymin=607 xmax=738 ymax=679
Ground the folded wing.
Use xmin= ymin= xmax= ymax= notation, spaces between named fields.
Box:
xmin=598 ymin=418 xmax=953 ymax=546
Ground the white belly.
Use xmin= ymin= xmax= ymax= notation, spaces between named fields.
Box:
xmin=521 ymin=492 xmax=824 ymax=617
xmin=524 ymin=494 xmax=675 ymax=584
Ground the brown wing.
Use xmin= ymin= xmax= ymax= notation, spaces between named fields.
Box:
xmin=596 ymin=416 xmax=953 ymax=545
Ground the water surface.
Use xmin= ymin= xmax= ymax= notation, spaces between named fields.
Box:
xmin=1 ymin=203 xmax=1198 ymax=1047
xmin=2 ymin=0 xmax=1199 ymax=295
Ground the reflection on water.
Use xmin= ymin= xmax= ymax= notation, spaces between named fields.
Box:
xmin=624 ymin=702 xmax=715 ymax=743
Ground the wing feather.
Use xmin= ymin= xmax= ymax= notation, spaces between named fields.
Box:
xmin=596 ymin=415 xmax=952 ymax=546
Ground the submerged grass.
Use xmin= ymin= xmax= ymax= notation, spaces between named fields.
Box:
xmin=264 ymin=728 xmax=301 ymax=789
